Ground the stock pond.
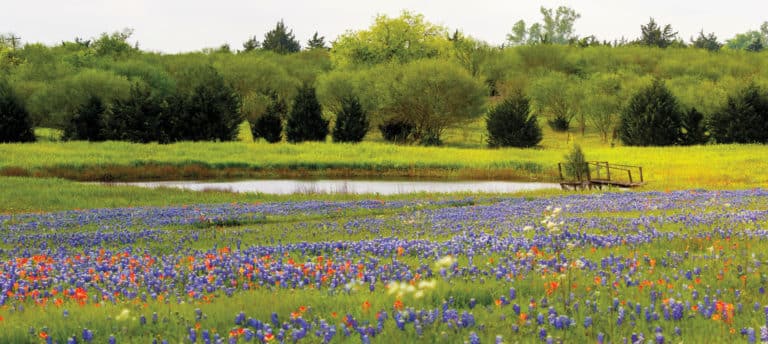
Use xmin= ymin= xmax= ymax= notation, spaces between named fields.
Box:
xmin=113 ymin=179 xmax=560 ymax=195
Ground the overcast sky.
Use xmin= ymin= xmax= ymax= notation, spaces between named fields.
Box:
xmin=2 ymin=0 xmax=766 ymax=53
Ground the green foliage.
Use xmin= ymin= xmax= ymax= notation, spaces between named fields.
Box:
xmin=563 ymin=144 xmax=588 ymax=181
xmin=306 ymin=32 xmax=327 ymax=50
xmin=619 ymin=79 xmax=682 ymax=146
xmin=378 ymin=120 xmax=413 ymax=143
xmin=181 ymin=66 xmax=243 ymax=141
xmin=638 ymin=18 xmax=680 ymax=48
xmin=726 ymin=30 xmax=766 ymax=51
xmin=679 ymin=107 xmax=708 ymax=145
xmin=262 ymin=20 xmax=301 ymax=54
xmin=103 ymin=83 xmax=168 ymax=143
xmin=332 ymin=95 xmax=369 ymax=143
xmin=528 ymin=71 xmax=582 ymax=132
xmin=241 ymin=36 xmax=260 ymax=52
xmin=0 ymin=79 xmax=35 ymax=143
xmin=252 ymin=92 xmax=284 ymax=143
xmin=506 ymin=6 xmax=581 ymax=45
xmin=330 ymin=11 xmax=450 ymax=67
xmin=583 ymin=73 xmax=622 ymax=142
xmin=286 ymin=84 xmax=328 ymax=143
xmin=708 ymin=83 xmax=768 ymax=143
xmin=92 ymin=29 xmax=137 ymax=58
xmin=485 ymin=91 xmax=542 ymax=148
xmin=63 ymin=95 xmax=105 ymax=141
xmin=690 ymin=30 xmax=722 ymax=51
xmin=383 ymin=59 xmax=486 ymax=145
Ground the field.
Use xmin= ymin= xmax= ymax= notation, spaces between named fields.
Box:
xmin=1 ymin=186 xmax=768 ymax=343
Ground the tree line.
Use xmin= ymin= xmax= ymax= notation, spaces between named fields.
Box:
xmin=1 ymin=9 xmax=768 ymax=147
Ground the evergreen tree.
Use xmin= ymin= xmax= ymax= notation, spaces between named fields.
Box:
xmin=252 ymin=91 xmax=284 ymax=143
xmin=691 ymin=30 xmax=722 ymax=51
xmin=679 ymin=107 xmax=707 ymax=145
xmin=332 ymin=95 xmax=369 ymax=143
xmin=285 ymin=84 xmax=328 ymax=143
xmin=242 ymin=36 xmax=260 ymax=52
xmin=619 ymin=79 xmax=683 ymax=146
xmin=262 ymin=20 xmax=301 ymax=54
xmin=63 ymin=95 xmax=106 ymax=141
xmin=563 ymin=144 xmax=588 ymax=181
xmin=104 ymin=83 xmax=164 ymax=143
xmin=181 ymin=66 xmax=243 ymax=141
xmin=306 ymin=32 xmax=327 ymax=49
xmin=486 ymin=91 xmax=542 ymax=148
xmin=638 ymin=18 xmax=679 ymax=48
xmin=0 ymin=79 xmax=35 ymax=143
xmin=708 ymin=83 xmax=768 ymax=143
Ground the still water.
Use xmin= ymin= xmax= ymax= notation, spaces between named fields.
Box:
xmin=118 ymin=180 xmax=559 ymax=195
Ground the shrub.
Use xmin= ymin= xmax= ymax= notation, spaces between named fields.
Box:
xmin=181 ymin=66 xmax=242 ymax=141
xmin=563 ymin=144 xmax=588 ymax=181
xmin=378 ymin=119 xmax=413 ymax=143
xmin=679 ymin=107 xmax=707 ymax=145
xmin=63 ymin=95 xmax=106 ymax=141
xmin=252 ymin=92 xmax=284 ymax=143
xmin=486 ymin=91 xmax=542 ymax=148
xmin=0 ymin=79 xmax=36 ymax=143
xmin=619 ymin=79 xmax=682 ymax=146
xmin=285 ymin=84 xmax=328 ymax=143
xmin=332 ymin=95 xmax=369 ymax=143
xmin=708 ymin=83 xmax=768 ymax=144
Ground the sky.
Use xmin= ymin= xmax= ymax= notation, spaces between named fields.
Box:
xmin=2 ymin=0 xmax=767 ymax=53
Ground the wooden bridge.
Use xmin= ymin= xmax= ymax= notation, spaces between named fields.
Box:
xmin=558 ymin=161 xmax=645 ymax=190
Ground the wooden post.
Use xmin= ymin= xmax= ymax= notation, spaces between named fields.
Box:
xmin=639 ymin=167 xmax=643 ymax=183
xmin=585 ymin=162 xmax=591 ymax=182
xmin=558 ymin=163 xmax=563 ymax=180
xmin=606 ymin=162 xmax=611 ymax=182
xmin=628 ymin=170 xmax=632 ymax=183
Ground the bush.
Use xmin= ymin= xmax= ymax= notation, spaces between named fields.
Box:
xmin=486 ymin=91 xmax=542 ymax=148
xmin=103 ymin=83 xmax=166 ymax=143
xmin=63 ymin=95 xmax=106 ymax=141
xmin=679 ymin=107 xmax=707 ymax=145
xmin=332 ymin=95 xmax=369 ymax=143
xmin=181 ymin=66 xmax=242 ymax=141
xmin=0 ymin=79 xmax=36 ymax=143
xmin=285 ymin=84 xmax=328 ymax=143
xmin=708 ymin=83 xmax=768 ymax=144
xmin=563 ymin=144 xmax=588 ymax=181
xmin=619 ymin=79 xmax=682 ymax=146
xmin=378 ymin=119 xmax=413 ymax=143
xmin=252 ymin=92 xmax=284 ymax=143
xmin=547 ymin=116 xmax=570 ymax=131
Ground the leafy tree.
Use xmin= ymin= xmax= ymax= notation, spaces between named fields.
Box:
xmin=332 ymin=95 xmax=368 ymax=143
xmin=0 ymin=79 xmax=36 ymax=143
xmin=252 ymin=91 xmax=284 ymax=143
xmin=103 ymin=83 xmax=165 ymax=143
xmin=306 ymin=32 xmax=327 ymax=50
xmin=285 ymin=84 xmax=328 ymax=143
xmin=181 ymin=66 xmax=243 ymax=141
xmin=331 ymin=11 xmax=450 ymax=67
xmin=262 ymin=20 xmax=301 ymax=54
xmin=619 ymin=79 xmax=683 ymax=146
xmin=679 ymin=107 xmax=707 ymax=145
xmin=638 ymin=18 xmax=679 ymax=48
xmin=563 ymin=144 xmax=588 ymax=181
xmin=486 ymin=91 xmax=542 ymax=148
xmin=242 ymin=36 xmax=260 ymax=52
xmin=583 ymin=73 xmax=622 ymax=142
xmin=383 ymin=59 xmax=486 ymax=145
xmin=506 ymin=6 xmax=581 ymax=45
xmin=746 ymin=38 xmax=764 ymax=52
xmin=726 ymin=24 xmax=768 ymax=50
xmin=691 ymin=30 xmax=722 ymax=51
xmin=63 ymin=95 xmax=105 ymax=141
xmin=708 ymin=83 xmax=768 ymax=143
xmin=448 ymin=31 xmax=491 ymax=77
xmin=92 ymin=29 xmax=136 ymax=58
xmin=528 ymin=72 xmax=583 ymax=132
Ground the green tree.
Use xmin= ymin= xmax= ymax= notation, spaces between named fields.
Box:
xmin=638 ymin=18 xmax=679 ymax=48
xmin=330 ymin=11 xmax=450 ymax=67
xmin=92 ymin=29 xmax=136 ymax=58
xmin=619 ymin=79 xmax=683 ymax=146
xmin=708 ymin=83 xmax=768 ymax=143
xmin=506 ymin=6 xmax=581 ymax=45
xmin=679 ymin=107 xmax=707 ymax=145
xmin=181 ymin=66 xmax=243 ymax=141
xmin=252 ymin=91 xmax=284 ymax=143
xmin=242 ymin=36 xmax=260 ymax=52
xmin=0 ymin=79 xmax=36 ymax=143
xmin=103 ymin=83 xmax=165 ymax=143
xmin=726 ymin=24 xmax=768 ymax=50
xmin=306 ymin=32 xmax=327 ymax=50
xmin=332 ymin=95 xmax=369 ymax=143
xmin=384 ymin=59 xmax=486 ymax=145
xmin=63 ymin=95 xmax=105 ymax=141
xmin=285 ymin=84 xmax=328 ymax=143
xmin=262 ymin=20 xmax=301 ymax=54
xmin=583 ymin=73 xmax=623 ymax=142
xmin=690 ymin=30 xmax=722 ymax=51
xmin=528 ymin=72 xmax=583 ymax=132
xmin=563 ymin=144 xmax=588 ymax=181
xmin=486 ymin=91 xmax=542 ymax=148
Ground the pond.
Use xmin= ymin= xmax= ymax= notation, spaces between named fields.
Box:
xmin=115 ymin=179 xmax=560 ymax=195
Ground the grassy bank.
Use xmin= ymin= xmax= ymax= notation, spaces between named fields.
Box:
xmin=2 ymin=140 xmax=768 ymax=190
